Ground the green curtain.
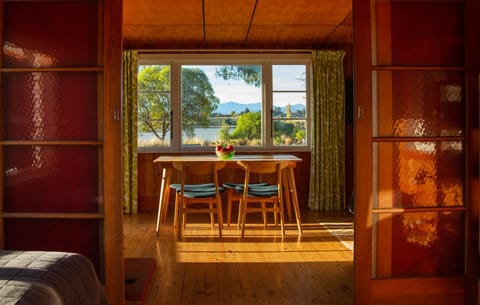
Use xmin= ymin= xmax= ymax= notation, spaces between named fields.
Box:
xmin=122 ymin=50 xmax=138 ymax=214
xmin=308 ymin=50 xmax=346 ymax=211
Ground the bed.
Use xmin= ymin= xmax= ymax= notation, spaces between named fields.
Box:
xmin=0 ymin=250 xmax=108 ymax=305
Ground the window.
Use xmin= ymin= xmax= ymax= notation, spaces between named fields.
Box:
xmin=137 ymin=53 xmax=310 ymax=152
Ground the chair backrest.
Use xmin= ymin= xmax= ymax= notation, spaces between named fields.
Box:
xmin=172 ymin=161 xmax=226 ymax=192
xmin=172 ymin=161 xmax=226 ymax=177
xmin=236 ymin=160 xmax=289 ymax=194
xmin=237 ymin=160 xmax=288 ymax=176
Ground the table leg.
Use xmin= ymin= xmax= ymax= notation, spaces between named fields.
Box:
xmin=286 ymin=167 xmax=303 ymax=234
xmin=282 ymin=171 xmax=293 ymax=221
xmin=156 ymin=167 xmax=171 ymax=233
xmin=161 ymin=169 xmax=172 ymax=223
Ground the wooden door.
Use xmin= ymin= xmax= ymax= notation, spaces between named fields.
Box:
xmin=353 ymin=0 xmax=480 ymax=304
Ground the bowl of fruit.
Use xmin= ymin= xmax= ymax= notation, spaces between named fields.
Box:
xmin=215 ymin=144 xmax=235 ymax=160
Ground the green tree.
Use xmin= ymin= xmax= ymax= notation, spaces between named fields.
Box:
xmin=215 ymin=65 xmax=261 ymax=87
xmin=138 ymin=65 xmax=171 ymax=141
xmin=181 ymin=68 xmax=220 ymax=137
xmin=138 ymin=65 xmax=220 ymax=141
xmin=273 ymin=121 xmax=295 ymax=139
xmin=231 ymin=112 xmax=261 ymax=140
xmin=218 ymin=122 xmax=231 ymax=143
xmin=272 ymin=106 xmax=283 ymax=118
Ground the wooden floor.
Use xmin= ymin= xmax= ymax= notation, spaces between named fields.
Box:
xmin=124 ymin=209 xmax=354 ymax=305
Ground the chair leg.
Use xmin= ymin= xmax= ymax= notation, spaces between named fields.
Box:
xmin=178 ymin=204 xmax=183 ymax=238
xmin=217 ymin=197 xmax=224 ymax=230
xmin=236 ymin=197 xmax=243 ymax=228
xmin=173 ymin=193 xmax=179 ymax=229
xmin=216 ymin=197 xmax=223 ymax=237
xmin=241 ymin=199 xmax=247 ymax=238
xmin=182 ymin=201 xmax=187 ymax=229
xmin=279 ymin=199 xmax=285 ymax=237
xmin=226 ymin=189 xmax=233 ymax=226
xmin=209 ymin=202 xmax=215 ymax=228
xmin=174 ymin=194 xmax=182 ymax=238
xmin=261 ymin=202 xmax=267 ymax=227
xmin=273 ymin=200 xmax=278 ymax=226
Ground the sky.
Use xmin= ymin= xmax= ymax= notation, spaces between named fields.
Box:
xmin=189 ymin=65 xmax=306 ymax=107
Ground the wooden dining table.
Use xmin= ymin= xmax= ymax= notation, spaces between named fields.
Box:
xmin=153 ymin=154 xmax=303 ymax=235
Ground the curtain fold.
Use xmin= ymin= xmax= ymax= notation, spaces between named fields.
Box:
xmin=308 ymin=50 xmax=346 ymax=211
xmin=122 ymin=50 xmax=138 ymax=214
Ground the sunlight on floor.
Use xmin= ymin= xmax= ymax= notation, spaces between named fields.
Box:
xmin=173 ymin=221 xmax=353 ymax=263
xmin=318 ymin=221 xmax=354 ymax=251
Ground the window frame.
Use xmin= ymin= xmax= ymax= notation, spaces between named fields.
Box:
xmin=137 ymin=52 xmax=311 ymax=153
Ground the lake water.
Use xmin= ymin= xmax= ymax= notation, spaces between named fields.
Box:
xmin=139 ymin=127 xmax=223 ymax=143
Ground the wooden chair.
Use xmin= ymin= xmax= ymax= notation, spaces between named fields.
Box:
xmin=172 ymin=161 xmax=226 ymax=237
xmin=223 ymin=182 xmax=269 ymax=227
xmin=235 ymin=160 xmax=289 ymax=237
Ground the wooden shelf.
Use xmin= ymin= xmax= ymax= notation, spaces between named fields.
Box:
xmin=2 ymin=212 xmax=104 ymax=220
xmin=0 ymin=140 xmax=103 ymax=146
xmin=0 ymin=67 xmax=103 ymax=72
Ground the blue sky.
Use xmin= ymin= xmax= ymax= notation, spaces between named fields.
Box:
xmin=200 ymin=65 xmax=261 ymax=104
xmin=189 ymin=65 xmax=306 ymax=107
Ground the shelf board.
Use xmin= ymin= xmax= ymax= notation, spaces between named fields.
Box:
xmin=0 ymin=140 xmax=103 ymax=146
xmin=0 ymin=67 xmax=103 ymax=73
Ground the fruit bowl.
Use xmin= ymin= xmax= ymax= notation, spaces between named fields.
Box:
xmin=215 ymin=145 xmax=235 ymax=160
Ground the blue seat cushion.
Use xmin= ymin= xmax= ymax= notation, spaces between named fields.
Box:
xmin=170 ymin=183 xmax=215 ymax=191
xmin=179 ymin=186 xmax=225 ymax=198
xmin=234 ymin=184 xmax=279 ymax=197
xmin=223 ymin=182 xmax=269 ymax=189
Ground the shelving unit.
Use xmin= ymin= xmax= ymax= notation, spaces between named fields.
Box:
xmin=0 ymin=0 xmax=123 ymax=303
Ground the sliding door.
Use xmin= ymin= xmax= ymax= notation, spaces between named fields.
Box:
xmin=353 ymin=0 xmax=479 ymax=304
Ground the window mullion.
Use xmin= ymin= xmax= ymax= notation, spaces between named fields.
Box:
xmin=170 ymin=63 xmax=182 ymax=150
xmin=263 ymin=62 xmax=273 ymax=148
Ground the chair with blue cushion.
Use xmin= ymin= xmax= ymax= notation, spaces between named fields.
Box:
xmin=235 ymin=160 xmax=289 ymax=237
xmin=223 ymin=182 xmax=269 ymax=227
xmin=172 ymin=161 xmax=226 ymax=237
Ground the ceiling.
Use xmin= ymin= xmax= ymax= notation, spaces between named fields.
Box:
xmin=123 ymin=0 xmax=353 ymax=50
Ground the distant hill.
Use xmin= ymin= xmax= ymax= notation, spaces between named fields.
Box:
xmin=215 ymin=101 xmax=304 ymax=115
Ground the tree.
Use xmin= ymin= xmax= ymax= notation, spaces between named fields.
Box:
xmin=215 ymin=65 xmax=262 ymax=87
xmin=273 ymin=120 xmax=295 ymax=139
xmin=181 ymin=68 xmax=220 ymax=137
xmin=218 ymin=122 xmax=232 ymax=143
xmin=138 ymin=65 xmax=220 ymax=140
xmin=138 ymin=65 xmax=171 ymax=141
xmin=231 ymin=112 xmax=261 ymax=140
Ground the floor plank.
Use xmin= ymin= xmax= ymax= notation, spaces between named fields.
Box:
xmin=124 ymin=210 xmax=354 ymax=305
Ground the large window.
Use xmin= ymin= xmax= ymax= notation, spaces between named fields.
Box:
xmin=137 ymin=54 xmax=310 ymax=151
